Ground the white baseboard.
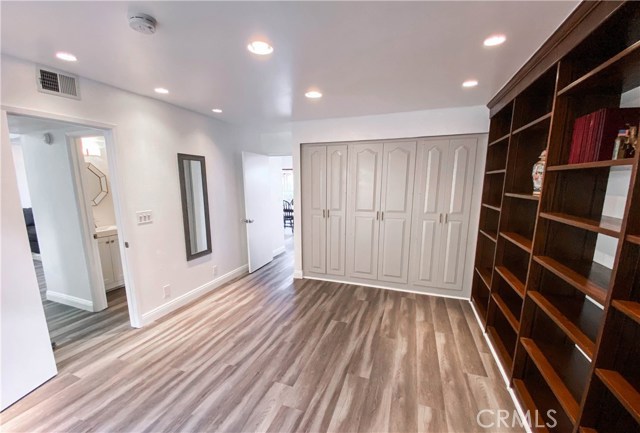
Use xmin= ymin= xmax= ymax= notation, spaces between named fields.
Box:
xmin=468 ymin=300 xmax=533 ymax=433
xmin=141 ymin=264 xmax=249 ymax=326
xmin=273 ymin=246 xmax=286 ymax=257
xmin=293 ymin=270 xmax=304 ymax=279
xmin=302 ymin=275 xmax=468 ymax=300
xmin=46 ymin=290 xmax=94 ymax=312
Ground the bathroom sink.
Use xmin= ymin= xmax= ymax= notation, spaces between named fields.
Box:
xmin=95 ymin=225 xmax=117 ymax=238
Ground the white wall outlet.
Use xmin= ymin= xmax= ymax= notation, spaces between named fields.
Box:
xmin=162 ymin=284 xmax=171 ymax=299
xmin=212 ymin=265 xmax=218 ymax=277
xmin=136 ymin=210 xmax=153 ymax=225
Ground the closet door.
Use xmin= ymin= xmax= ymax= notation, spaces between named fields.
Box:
xmin=302 ymin=145 xmax=327 ymax=274
xmin=409 ymin=139 xmax=449 ymax=287
xmin=438 ymin=137 xmax=477 ymax=291
xmin=346 ymin=142 xmax=383 ymax=280
xmin=98 ymin=237 xmax=114 ymax=288
xmin=377 ymin=141 xmax=417 ymax=283
xmin=326 ymin=145 xmax=348 ymax=276
xmin=109 ymin=235 xmax=124 ymax=287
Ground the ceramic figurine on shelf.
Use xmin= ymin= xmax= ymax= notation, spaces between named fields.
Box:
xmin=625 ymin=126 xmax=637 ymax=158
xmin=613 ymin=128 xmax=630 ymax=160
xmin=532 ymin=150 xmax=547 ymax=196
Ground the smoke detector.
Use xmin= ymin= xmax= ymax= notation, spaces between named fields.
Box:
xmin=128 ymin=13 xmax=157 ymax=35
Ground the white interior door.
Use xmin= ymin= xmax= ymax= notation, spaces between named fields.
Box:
xmin=346 ymin=142 xmax=383 ymax=280
xmin=438 ymin=138 xmax=477 ymax=290
xmin=409 ymin=139 xmax=449 ymax=287
xmin=242 ymin=152 xmax=274 ymax=273
xmin=377 ymin=141 xmax=416 ymax=283
xmin=301 ymin=145 xmax=327 ymax=274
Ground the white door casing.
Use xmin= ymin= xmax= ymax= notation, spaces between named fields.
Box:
xmin=377 ymin=141 xmax=417 ymax=283
xmin=346 ymin=142 xmax=383 ymax=280
xmin=242 ymin=152 xmax=274 ymax=273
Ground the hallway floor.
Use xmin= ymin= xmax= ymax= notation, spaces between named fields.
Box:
xmin=3 ymin=249 xmax=521 ymax=432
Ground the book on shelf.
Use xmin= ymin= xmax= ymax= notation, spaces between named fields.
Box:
xmin=568 ymin=108 xmax=640 ymax=164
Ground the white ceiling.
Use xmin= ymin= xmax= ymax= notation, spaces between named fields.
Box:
xmin=1 ymin=1 xmax=578 ymax=125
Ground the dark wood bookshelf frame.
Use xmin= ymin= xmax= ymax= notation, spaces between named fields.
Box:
xmin=471 ymin=2 xmax=640 ymax=432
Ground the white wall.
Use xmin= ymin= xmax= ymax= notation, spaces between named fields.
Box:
xmin=1 ymin=114 xmax=57 ymax=410
xmin=290 ymin=105 xmax=490 ymax=298
xmin=268 ymin=157 xmax=285 ymax=256
xmin=1 ymin=54 xmax=257 ymax=326
xmin=10 ymin=141 xmax=31 ymax=208
xmin=18 ymin=126 xmax=96 ymax=310
xmin=593 ymin=86 xmax=640 ymax=267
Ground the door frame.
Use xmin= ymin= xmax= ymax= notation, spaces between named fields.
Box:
xmin=2 ymin=105 xmax=143 ymax=328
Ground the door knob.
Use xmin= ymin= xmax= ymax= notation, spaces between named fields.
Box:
xmin=243 ymin=219 xmax=254 ymax=223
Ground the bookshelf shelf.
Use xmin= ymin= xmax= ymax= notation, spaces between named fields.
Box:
xmin=512 ymin=379 xmax=551 ymax=433
xmin=539 ymin=212 xmax=622 ymax=238
xmin=501 ymin=231 xmax=533 ymax=253
xmin=495 ymin=265 xmax=525 ymax=298
xmin=504 ymin=192 xmax=540 ymax=201
xmin=489 ymin=133 xmax=510 ymax=147
xmin=557 ymin=40 xmax=640 ymax=96
xmin=612 ymin=300 xmax=640 ymax=326
xmin=492 ymin=293 xmax=520 ymax=332
xmin=529 ymin=291 xmax=595 ymax=359
xmin=533 ymin=256 xmax=608 ymax=305
xmin=627 ymin=234 xmax=640 ymax=246
xmin=475 ymin=266 xmax=492 ymax=289
xmin=595 ymin=369 xmax=640 ymax=424
xmin=487 ymin=326 xmax=513 ymax=371
xmin=512 ymin=112 xmax=552 ymax=135
xmin=485 ymin=169 xmax=506 ymax=175
xmin=481 ymin=203 xmax=501 ymax=212
xmin=479 ymin=229 xmax=497 ymax=243
xmin=521 ymin=337 xmax=580 ymax=425
xmin=547 ymin=158 xmax=635 ymax=172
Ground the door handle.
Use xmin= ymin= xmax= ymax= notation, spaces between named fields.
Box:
xmin=381 ymin=211 xmax=384 ymax=221
xmin=243 ymin=219 xmax=254 ymax=223
xmin=444 ymin=213 xmax=448 ymax=224
xmin=376 ymin=211 xmax=379 ymax=220
xmin=326 ymin=209 xmax=330 ymax=218
xmin=322 ymin=209 xmax=326 ymax=218
xmin=439 ymin=213 xmax=443 ymax=223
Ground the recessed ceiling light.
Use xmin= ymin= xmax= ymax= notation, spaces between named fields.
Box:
xmin=154 ymin=87 xmax=169 ymax=94
xmin=211 ymin=108 xmax=222 ymax=113
xmin=305 ymin=90 xmax=323 ymax=99
xmin=55 ymin=52 xmax=77 ymax=62
xmin=247 ymin=41 xmax=274 ymax=55
xmin=462 ymin=80 xmax=478 ymax=88
xmin=484 ymin=34 xmax=506 ymax=47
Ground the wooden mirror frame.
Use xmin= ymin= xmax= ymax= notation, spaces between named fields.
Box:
xmin=177 ymin=153 xmax=212 ymax=261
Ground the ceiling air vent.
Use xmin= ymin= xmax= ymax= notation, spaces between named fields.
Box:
xmin=36 ymin=66 xmax=80 ymax=100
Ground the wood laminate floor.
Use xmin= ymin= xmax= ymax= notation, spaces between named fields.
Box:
xmin=3 ymin=245 xmax=521 ymax=432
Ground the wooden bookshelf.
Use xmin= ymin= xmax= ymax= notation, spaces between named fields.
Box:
xmin=472 ymin=2 xmax=640 ymax=431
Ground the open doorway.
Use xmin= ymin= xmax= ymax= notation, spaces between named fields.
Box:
xmin=280 ymin=156 xmax=294 ymax=254
xmin=8 ymin=114 xmax=131 ymax=354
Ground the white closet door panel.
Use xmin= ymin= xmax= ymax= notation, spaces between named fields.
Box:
xmin=442 ymin=221 xmax=463 ymax=284
xmin=438 ymin=137 xmax=477 ymax=291
xmin=326 ymin=145 xmax=348 ymax=276
xmin=409 ymin=140 xmax=448 ymax=287
xmin=302 ymin=145 xmax=327 ymax=274
xmin=98 ymin=237 xmax=114 ymax=287
xmin=347 ymin=143 xmax=382 ymax=280
xmin=378 ymin=141 xmax=416 ymax=283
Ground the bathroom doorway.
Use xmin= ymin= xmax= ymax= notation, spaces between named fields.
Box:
xmin=8 ymin=113 xmax=133 ymax=353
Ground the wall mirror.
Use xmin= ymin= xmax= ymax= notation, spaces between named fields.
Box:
xmin=178 ymin=153 xmax=212 ymax=261
xmin=86 ymin=163 xmax=109 ymax=206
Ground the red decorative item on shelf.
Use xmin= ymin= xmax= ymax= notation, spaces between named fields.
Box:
xmin=568 ymin=108 xmax=640 ymax=164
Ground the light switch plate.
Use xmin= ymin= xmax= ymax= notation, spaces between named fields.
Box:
xmin=163 ymin=284 xmax=171 ymax=299
xmin=136 ymin=210 xmax=153 ymax=225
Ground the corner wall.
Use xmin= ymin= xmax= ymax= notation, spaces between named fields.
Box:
xmin=290 ymin=106 xmax=490 ymax=297
xmin=1 ymin=54 xmax=255 ymax=325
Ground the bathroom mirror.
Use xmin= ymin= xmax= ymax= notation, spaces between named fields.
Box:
xmin=178 ymin=153 xmax=212 ymax=260
xmin=86 ymin=163 xmax=109 ymax=206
